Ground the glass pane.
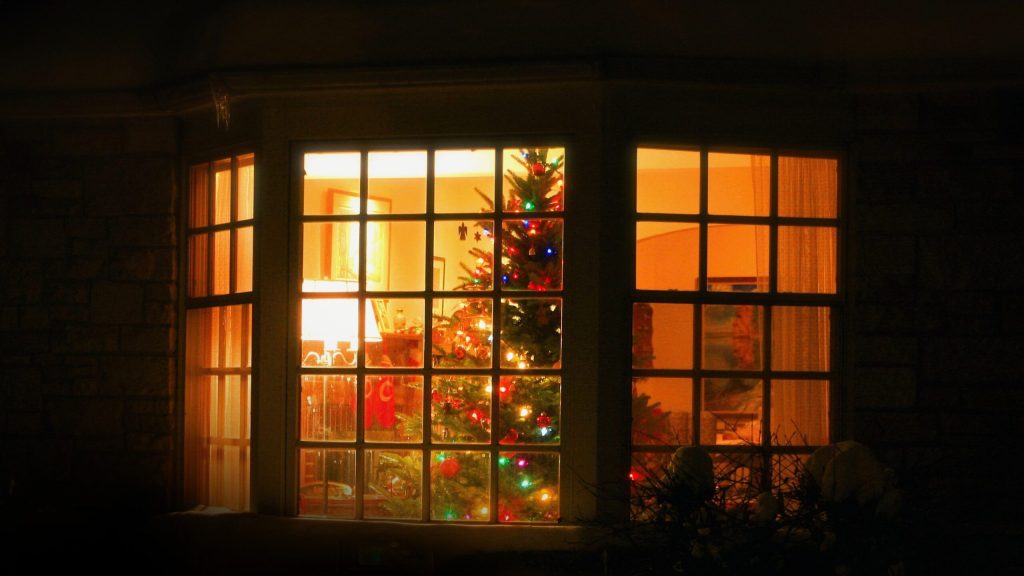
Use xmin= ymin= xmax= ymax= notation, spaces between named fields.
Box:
xmin=303 ymin=152 xmax=360 ymax=216
xmin=431 ymin=375 xmax=491 ymax=443
xmin=435 ymin=149 xmax=495 ymax=213
xmin=365 ymin=449 xmax=422 ymax=519
xmin=213 ymin=159 xmax=232 ymax=224
xmin=500 ymin=298 xmax=562 ymax=369
xmin=368 ymin=150 xmax=426 ymax=214
xmin=365 ymin=375 xmax=423 ymax=443
xmin=498 ymin=376 xmax=560 ymax=445
xmin=301 ymin=298 xmax=359 ymax=368
xmin=701 ymin=378 xmax=762 ymax=446
xmin=633 ymin=303 xmax=693 ymax=369
xmin=367 ymin=298 xmax=424 ymax=368
xmin=636 ymin=147 xmax=699 ymax=214
xmin=629 ymin=452 xmax=671 ymax=521
xmin=432 ymin=298 xmax=492 ymax=369
xmin=500 ymin=218 xmax=562 ymax=291
xmin=235 ymin=226 xmax=252 ymax=293
xmin=498 ymin=451 xmax=559 ymax=523
xmin=212 ymin=229 xmax=230 ymax=295
xmin=702 ymin=304 xmax=763 ymax=371
xmin=779 ymin=156 xmax=837 ymax=218
xmin=430 ymin=450 xmax=491 ymax=521
xmin=303 ymin=222 xmax=359 ymax=290
xmin=433 ymin=220 xmax=494 ymax=291
xmin=707 ymin=224 xmax=769 ymax=290
xmin=237 ymin=154 xmax=255 ymax=220
xmin=298 ymin=449 xmax=356 ymax=518
xmin=502 ymin=147 xmax=565 ymax=213
xmin=778 ymin=226 xmax=836 ymax=294
xmin=771 ymin=380 xmax=829 ymax=446
xmin=376 ymin=220 xmax=425 ymax=292
xmin=772 ymin=306 xmax=830 ymax=371
xmin=184 ymin=305 xmax=251 ymax=511
xmin=708 ymin=152 xmax=769 ymax=216
xmin=773 ymin=453 xmax=810 ymax=513
xmin=189 ymin=163 xmax=209 ymax=228
xmin=188 ymin=233 xmax=208 ymax=297
xmin=635 ymin=222 xmax=698 ymax=291
xmin=300 ymin=375 xmax=356 ymax=442
xmin=632 ymin=378 xmax=693 ymax=446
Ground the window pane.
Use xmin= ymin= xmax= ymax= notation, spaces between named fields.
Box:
xmin=633 ymin=303 xmax=693 ymax=369
xmin=502 ymin=147 xmax=565 ymax=213
xmin=629 ymin=452 xmax=671 ymax=521
xmin=635 ymin=222 xmax=699 ymax=291
xmin=707 ymin=224 xmax=769 ymax=290
xmin=772 ymin=306 xmax=830 ymax=372
xmin=430 ymin=450 xmax=490 ymax=521
xmin=778 ymin=226 xmax=836 ymax=294
xmin=298 ymin=448 xmax=356 ymax=518
xmin=701 ymin=378 xmax=762 ymax=446
xmin=498 ymin=376 xmax=560 ymax=445
xmin=303 ymin=222 xmax=359 ymax=290
xmin=377 ymin=220 xmax=425 ymax=291
xmin=498 ymin=451 xmax=559 ymax=523
xmin=189 ymin=163 xmax=209 ymax=228
xmin=779 ymin=156 xmax=837 ymax=218
xmin=236 ymin=226 xmax=253 ymax=293
xmin=712 ymin=452 xmax=761 ymax=503
xmin=632 ymin=377 xmax=693 ymax=445
xmin=368 ymin=298 xmax=424 ymax=368
xmin=771 ymin=380 xmax=829 ymax=446
xmin=432 ymin=298 xmax=492 ymax=369
xmin=500 ymin=298 xmax=561 ymax=369
xmin=214 ymin=159 xmax=232 ymax=224
xmin=431 ymin=375 xmax=491 ymax=443
xmin=300 ymin=375 xmax=356 ymax=442
xmin=435 ymin=149 xmax=495 ymax=213
xmin=237 ymin=154 xmax=255 ymax=220
xmin=365 ymin=449 xmax=422 ymax=519
xmin=365 ymin=375 xmax=423 ymax=443
xmin=708 ymin=152 xmax=769 ymax=216
xmin=212 ymin=230 xmax=231 ymax=295
xmin=303 ymin=152 xmax=360 ymax=216
xmin=500 ymin=218 xmax=562 ymax=291
xmin=433 ymin=220 xmax=493 ymax=291
xmin=188 ymin=234 xmax=208 ymax=297
xmin=636 ymin=147 xmax=699 ymax=214
xmin=301 ymin=298 xmax=359 ymax=368
xmin=184 ymin=305 xmax=251 ymax=511
xmin=702 ymin=304 xmax=763 ymax=371
xmin=368 ymin=151 xmax=426 ymax=214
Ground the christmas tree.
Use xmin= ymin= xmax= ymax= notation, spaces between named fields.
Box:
xmin=411 ymin=148 xmax=565 ymax=522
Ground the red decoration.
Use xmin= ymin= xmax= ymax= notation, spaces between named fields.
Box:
xmin=438 ymin=457 xmax=461 ymax=479
xmin=536 ymin=413 xmax=551 ymax=428
xmin=531 ymin=162 xmax=545 ymax=176
xmin=500 ymin=428 xmax=519 ymax=444
xmin=365 ymin=377 xmax=395 ymax=428
xmin=431 ymin=389 xmax=443 ymax=403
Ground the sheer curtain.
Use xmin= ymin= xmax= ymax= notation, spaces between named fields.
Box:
xmin=184 ymin=305 xmax=252 ymax=510
xmin=772 ymin=157 xmax=836 ymax=446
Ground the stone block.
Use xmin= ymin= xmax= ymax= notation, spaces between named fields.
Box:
xmin=921 ymin=336 xmax=1024 ymax=383
xmin=854 ymin=410 xmax=939 ymax=445
xmin=66 ymin=325 xmax=119 ymax=353
xmin=126 ymin=432 xmax=172 ymax=453
xmin=855 ymin=163 xmax=919 ymax=203
xmin=124 ymin=412 xmax=173 ymax=434
xmin=66 ymin=217 xmax=108 ymax=239
xmin=854 ymin=335 xmax=917 ymax=365
xmin=6 ymin=412 xmax=43 ymax=435
xmin=65 ymin=255 xmax=105 ymax=279
xmin=124 ymin=118 xmax=179 ymax=155
xmin=852 ymin=366 xmax=917 ymax=408
xmin=854 ymin=93 xmax=919 ymax=131
xmin=144 ymin=301 xmax=175 ymax=325
xmin=10 ymin=218 xmax=66 ymax=258
xmin=851 ymin=303 xmax=916 ymax=333
xmin=854 ymin=235 xmax=916 ymax=276
xmin=90 ymin=281 xmax=144 ymax=324
xmin=19 ymin=306 xmax=50 ymax=330
xmin=47 ymin=397 xmax=124 ymax=437
xmin=111 ymin=216 xmax=176 ymax=247
xmin=120 ymin=325 xmax=174 ymax=355
xmin=854 ymin=203 xmax=955 ymax=235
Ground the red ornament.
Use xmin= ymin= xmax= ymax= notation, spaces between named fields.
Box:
xmin=531 ymin=162 xmax=545 ymax=176
xmin=431 ymin=390 xmax=443 ymax=403
xmin=438 ymin=457 xmax=461 ymax=479
xmin=536 ymin=413 xmax=551 ymax=428
xmin=500 ymin=428 xmax=519 ymax=444
xmin=455 ymin=347 xmax=466 ymax=359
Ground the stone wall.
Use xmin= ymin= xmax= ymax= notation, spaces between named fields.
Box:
xmin=850 ymin=87 xmax=1024 ymax=571
xmin=0 ymin=117 xmax=179 ymax=522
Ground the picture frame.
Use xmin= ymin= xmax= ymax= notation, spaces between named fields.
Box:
xmin=323 ymin=189 xmax=392 ymax=287
xmin=371 ymin=298 xmax=392 ymax=334
xmin=702 ymin=277 xmax=764 ymax=414
xmin=432 ymin=256 xmax=445 ymax=316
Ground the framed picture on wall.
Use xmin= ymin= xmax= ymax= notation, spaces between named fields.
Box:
xmin=324 ymin=189 xmax=392 ymax=286
xmin=702 ymin=277 xmax=765 ymax=414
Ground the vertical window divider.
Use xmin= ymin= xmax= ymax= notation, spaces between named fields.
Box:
xmin=206 ymin=164 xmax=216 ymax=297
xmin=764 ymin=152 xmax=779 ymax=453
xmin=230 ymin=156 xmax=239 ymax=294
xmin=489 ymin=147 xmax=504 ymax=524
xmin=423 ymin=149 xmax=436 ymax=522
xmin=355 ymin=150 xmax=369 ymax=520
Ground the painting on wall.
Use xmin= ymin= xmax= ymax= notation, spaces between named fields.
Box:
xmin=324 ymin=189 xmax=392 ymax=286
xmin=702 ymin=277 xmax=764 ymax=413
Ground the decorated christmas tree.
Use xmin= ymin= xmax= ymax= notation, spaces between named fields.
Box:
xmin=414 ymin=148 xmax=565 ymax=522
